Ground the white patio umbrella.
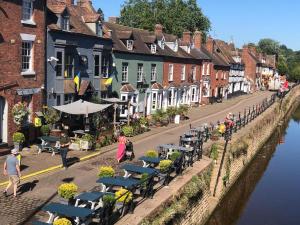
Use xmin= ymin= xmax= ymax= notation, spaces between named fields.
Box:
xmin=53 ymin=100 xmax=112 ymax=116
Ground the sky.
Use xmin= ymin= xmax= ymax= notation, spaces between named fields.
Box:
xmin=93 ymin=0 xmax=300 ymax=51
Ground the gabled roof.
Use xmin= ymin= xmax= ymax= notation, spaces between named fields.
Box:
xmin=47 ymin=1 xmax=103 ymax=37
xmin=120 ymin=84 xmax=136 ymax=92
xmin=190 ymin=47 xmax=211 ymax=61
xmin=103 ymin=22 xmax=195 ymax=60
xmin=151 ymin=82 xmax=164 ymax=90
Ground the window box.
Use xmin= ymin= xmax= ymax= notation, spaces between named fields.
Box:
xmin=21 ymin=70 xmax=36 ymax=76
xmin=21 ymin=20 xmax=36 ymax=26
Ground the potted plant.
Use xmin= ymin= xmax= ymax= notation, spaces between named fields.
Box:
xmin=169 ymin=151 xmax=182 ymax=174
xmin=57 ymin=182 xmax=78 ymax=205
xmin=43 ymin=107 xmax=60 ymax=129
xmin=145 ymin=150 xmax=158 ymax=158
xmin=122 ymin=125 xmax=134 ymax=137
xmin=98 ymin=166 xmax=115 ymax=178
xmin=12 ymin=102 xmax=29 ymax=127
xmin=158 ymin=159 xmax=173 ymax=185
xmin=166 ymin=107 xmax=177 ymax=123
xmin=12 ymin=132 xmax=25 ymax=150
xmin=40 ymin=125 xmax=50 ymax=136
xmin=177 ymin=105 xmax=189 ymax=120
xmin=53 ymin=218 xmax=72 ymax=225
xmin=139 ymin=117 xmax=149 ymax=131
xmin=80 ymin=134 xmax=95 ymax=150
xmin=101 ymin=194 xmax=116 ymax=221
xmin=115 ymin=188 xmax=133 ymax=215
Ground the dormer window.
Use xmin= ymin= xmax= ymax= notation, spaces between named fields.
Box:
xmin=96 ymin=22 xmax=102 ymax=37
xmin=22 ymin=0 xmax=35 ymax=24
xmin=127 ymin=40 xmax=134 ymax=50
xmin=61 ymin=16 xmax=70 ymax=31
xmin=151 ymin=44 xmax=156 ymax=54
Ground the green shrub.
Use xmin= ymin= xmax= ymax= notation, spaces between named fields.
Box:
xmin=145 ymin=150 xmax=158 ymax=158
xmin=40 ymin=125 xmax=50 ymax=136
xmin=169 ymin=151 xmax=182 ymax=162
xmin=210 ymin=144 xmax=218 ymax=160
xmin=98 ymin=166 xmax=115 ymax=178
xmin=115 ymin=188 xmax=133 ymax=203
xmin=177 ymin=105 xmax=188 ymax=116
xmin=139 ymin=117 xmax=148 ymax=127
xmin=82 ymin=134 xmax=95 ymax=143
xmin=43 ymin=107 xmax=60 ymax=126
xmin=53 ymin=218 xmax=72 ymax=225
xmin=12 ymin=132 xmax=25 ymax=143
xmin=152 ymin=109 xmax=168 ymax=123
xmin=102 ymin=194 xmax=115 ymax=206
xmin=122 ymin=125 xmax=134 ymax=137
xmin=159 ymin=159 xmax=172 ymax=173
xmin=57 ymin=183 xmax=78 ymax=199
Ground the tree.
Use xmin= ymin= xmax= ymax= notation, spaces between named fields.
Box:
xmin=277 ymin=55 xmax=289 ymax=75
xmin=119 ymin=0 xmax=211 ymax=37
xmin=258 ymin=38 xmax=280 ymax=55
xmin=290 ymin=65 xmax=300 ymax=81
xmin=97 ymin=8 xmax=104 ymax=22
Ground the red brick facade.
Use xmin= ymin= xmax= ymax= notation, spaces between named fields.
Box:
xmin=242 ymin=46 xmax=258 ymax=91
xmin=0 ymin=0 xmax=46 ymax=144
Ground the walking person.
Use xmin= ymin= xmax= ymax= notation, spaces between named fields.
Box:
xmin=116 ymin=131 xmax=127 ymax=163
xmin=59 ymin=131 xmax=70 ymax=170
xmin=3 ymin=148 xmax=21 ymax=197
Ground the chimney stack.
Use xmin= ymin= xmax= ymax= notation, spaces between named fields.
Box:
xmin=154 ymin=24 xmax=163 ymax=36
xmin=193 ymin=30 xmax=202 ymax=49
xmin=77 ymin=0 xmax=93 ymax=10
xmin=182 ymin=31 xmax=192 ymax=44
xmin=108 ymin=17 xmax=119 ymax=24
xmin=206 ymin=36 xmax=214 ymax=53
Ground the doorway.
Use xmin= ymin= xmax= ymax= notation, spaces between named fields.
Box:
xmin=0 ymin=96 xmax=8 ymax=143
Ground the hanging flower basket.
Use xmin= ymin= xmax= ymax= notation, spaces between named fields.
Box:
xmin=12 ymin=102 xmax=29 ymax=126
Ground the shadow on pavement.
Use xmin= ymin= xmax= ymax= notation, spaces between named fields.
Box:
xmin=18 ymin=180 xmax=39 ymax=195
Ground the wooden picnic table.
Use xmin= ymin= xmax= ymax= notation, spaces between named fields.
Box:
xmin=74 ymin=192 xmax=113 ymax=210
xmin=121 ymin=164 xmax=158 ymax=178
xmin=139 ymin=156 xmax=162 ymax=167
xmin=97 ymin=176 xmax=141 ymax=192
xmin=42 ymin=202 xmax=93 ymax=225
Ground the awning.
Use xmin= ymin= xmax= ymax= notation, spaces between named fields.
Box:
xmin=17 ymin=88 xmax=41 ymax=96
xmin=53 ymin=100 xmax=112 ymax=116
xmin=102 ymin=98 xmax=127 ymax=104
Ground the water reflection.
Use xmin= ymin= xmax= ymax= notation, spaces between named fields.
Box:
xmin=206 ymin=105 xmax=300 ymax=225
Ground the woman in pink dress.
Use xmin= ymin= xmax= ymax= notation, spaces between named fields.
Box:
xmin=116 ymin=132 xmax=127 ymax=163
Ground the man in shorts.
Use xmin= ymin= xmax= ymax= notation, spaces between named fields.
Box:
xmin=3 ymin=148 xmax=21 ymax=197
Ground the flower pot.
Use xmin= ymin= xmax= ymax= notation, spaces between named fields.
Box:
xmin=14 ymin=142 xmax=22 ymax=151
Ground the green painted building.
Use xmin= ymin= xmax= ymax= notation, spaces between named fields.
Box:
xmin=104 ymin=22 xmax=164 ymax=117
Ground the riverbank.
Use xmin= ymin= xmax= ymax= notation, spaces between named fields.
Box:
xmin=127 ymin=86 xmax=300 ymax=225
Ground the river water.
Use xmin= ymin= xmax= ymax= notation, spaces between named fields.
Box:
xmin=206 ymin=105 xmax=300 ymax=225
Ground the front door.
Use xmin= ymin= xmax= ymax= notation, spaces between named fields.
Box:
xmin=0 ymin=97 xmax=5 ymax=143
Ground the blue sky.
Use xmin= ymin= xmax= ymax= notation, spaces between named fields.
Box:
xmin=93 ymin=0 xmax=300 ymax=50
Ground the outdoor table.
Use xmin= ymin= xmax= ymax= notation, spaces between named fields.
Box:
xmin=74 ymin=192 xmax=113 ymax=210
xmin=180 ymin=136 xmax=202 ymax=161
xmin=97 ymin=176 xmax=141 ymax=192
xmin=139 ymin=156 xmax=162 ymax=167
xmin=38 ymin=136 xmax=60 ymax=155
xmin=42 ymin=202 xmax=93 ymax=225
xmin=121 ymin=164 xmax=158 ymax=178
xmin=159 ymin=144 xmax=194 ymax=167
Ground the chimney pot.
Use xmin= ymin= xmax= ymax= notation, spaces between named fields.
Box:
xmin=108 ymin=17 xmax=119 ymax=24
xmin=155 ymin=24 xmax=163 ymax=36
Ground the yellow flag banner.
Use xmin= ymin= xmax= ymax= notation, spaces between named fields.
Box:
xmin=104 ymin=77 xmax=113 ymax=86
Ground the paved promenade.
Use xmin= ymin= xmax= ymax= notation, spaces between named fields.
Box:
xmin=0 ymin=91 xmax=273 ymax=225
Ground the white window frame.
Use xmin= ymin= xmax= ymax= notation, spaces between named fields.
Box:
xmin=181 ymin=65 xmax=186 ymax=81
xmin=55 ymin=48 xmax=64 ymax=77
xmin=192 ymin=66 xmax=196 ymax=81
xmin=94 ymin=53 xmax=101 ymax=77
xmin=127 ymin=40 xmax=134 ymax=50
xmin=202 ymin=63 xmax=206 ymax=75
xmin=151 ymin=64 xmax=157 ymax=81
xmin=207 ymin=63 xmax=210 ymax=75
xmin=151 ymin=44 xmax=157 ymax=54
xmin=21 ymin=41 xmax=34 ymax=75
xmin=216 ymin=71 xmax=219 ymax=80
xmin=137 ymin=63 xmax=143 ymax=82
xmin=120 ymin=94 xmax=128 ymax=117
xmin=152 ymin=92 xmax=157 ymax=110
xmin=61 ymin=16 xmax=70 ymax=31
xmin=168 ymin=64 xmax=174 ymax=81
xmin=122 ymin=63 xmax=129 ymax=82
xmin=101 ymin=54 xmax=110 ymax=78
xmin=191 ymin=86 xmax=198 ymax=102
xmin=22 ymin=0 xmax=35 ymax=25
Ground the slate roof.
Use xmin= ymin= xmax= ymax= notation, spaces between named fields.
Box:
xmin=47 ymin=0 xmax=103 ymax=37
xmin=103 ymin=22 xmax=196 ymax=60
xmin=190 ymin=47 xmax=211 ymax=61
